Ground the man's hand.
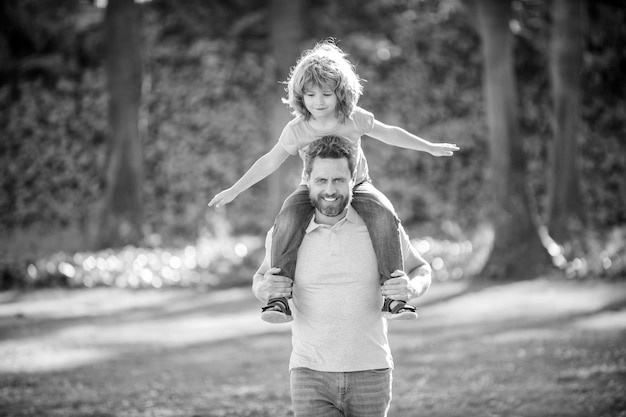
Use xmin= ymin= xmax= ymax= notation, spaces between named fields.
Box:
xmin=208 ymin=188 xmax=238 ymax=208
xmin=381 ymin=270 xmax=416 ymax=301
xmin=428 ymin=142 xmax=459 ymax=157
xmin=255 ymin=267 xmax=293 ymax=303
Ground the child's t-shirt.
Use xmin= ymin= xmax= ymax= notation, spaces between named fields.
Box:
xmin=278 ymin=106 xmax=375 ymax=185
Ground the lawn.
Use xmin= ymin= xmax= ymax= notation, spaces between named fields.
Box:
xmin=0 ymin=276 xmax=625 ymax=417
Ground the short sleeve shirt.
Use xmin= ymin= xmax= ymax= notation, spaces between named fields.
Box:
xmin=278 ymin=107 xmax=375 ymax=184
xmin=262 ymin=206 xmax=416 ymax=372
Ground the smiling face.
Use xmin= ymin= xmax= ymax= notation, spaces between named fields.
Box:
xmin=302 ymin=84 xmax=338 ymax=122
xmin=306 ymin=156 xmax=354 ymax=225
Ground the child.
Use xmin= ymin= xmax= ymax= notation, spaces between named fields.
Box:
xmin=209 ymin=39 xmax=458 ymax=323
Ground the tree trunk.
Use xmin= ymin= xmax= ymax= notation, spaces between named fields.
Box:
xmin=95 ymin=0 xmax=143 ymax=249
xmin=547 ymin=0 xmax=586 ymax=242
xmin=267 ymin=0 xmax=304 ymax=218
xmin=476 ymin=0 xmax=551 ymax=280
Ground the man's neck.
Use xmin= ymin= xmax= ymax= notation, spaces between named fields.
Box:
xmin=314 ymin=208 xmax=348 ymax=226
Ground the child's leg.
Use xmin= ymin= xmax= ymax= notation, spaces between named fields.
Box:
xmin=271 ymin=185 xmax=314 ymax=281
xmin=262 ymin=185 xmax=313 ymax=324
xmin=351 ymin=182 xmax=404 ymax=283
xmin=352 ymin=182 xmax=417 ymax=320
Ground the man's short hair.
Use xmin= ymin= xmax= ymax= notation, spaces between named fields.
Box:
xmin=304 ymin=135 xmax=357 ymax=178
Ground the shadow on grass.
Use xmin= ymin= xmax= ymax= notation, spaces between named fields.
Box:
xmin=1 ymin=278 xmax=626 ymax=417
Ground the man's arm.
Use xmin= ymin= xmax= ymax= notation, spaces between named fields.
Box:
xmin=381 ymin=226 xmax=432 ymax=304
xmin=252 ymin=259 xmax=271 ymax=303
xmin=404 ymin=258 xmax=432 ymax=303
xmin=252 ymin=231 xmax=293 ymax=304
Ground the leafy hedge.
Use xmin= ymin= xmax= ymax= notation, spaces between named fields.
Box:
xmin=1 ymin=0 xmax=624 ymax=256
xmin=0 ymin=72 xmax=107 ymax=230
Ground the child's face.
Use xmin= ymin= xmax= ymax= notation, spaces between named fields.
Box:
xmin=303 ymin=85 xmax=338 ymax=120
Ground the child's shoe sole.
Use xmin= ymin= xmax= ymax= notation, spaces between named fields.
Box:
xmin=261 ymin=311 xmax=294 ymax=324
xmin=383 ymin=311 xmax=418 ymax=320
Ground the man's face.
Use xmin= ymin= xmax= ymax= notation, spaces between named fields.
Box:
xmin=306 ymin=157 xmax=354 ymax=219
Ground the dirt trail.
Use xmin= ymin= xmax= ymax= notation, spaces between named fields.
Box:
xmin=1 ymin=278 xmax=625 ymax=417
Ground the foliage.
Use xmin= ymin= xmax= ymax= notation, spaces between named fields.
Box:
xmin=0 ymin=233 xmax=266 ymax=292
xmin=0 ymin=227 xmax=481 ymax=290
xmin=0 ymin=0 xmax=624 ymax=278
xmin=140 ymin=28 xmax=274 ymax=238
xmin=0 ymin=72 xmax=107 ymax=230
xmin=3 ymin=220 xmax=624 ymax=291
xmin=516 ymin=0 xmax=626 ymax=230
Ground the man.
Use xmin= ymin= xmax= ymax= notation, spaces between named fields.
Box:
xmin=253 ymin=135 xmax=432 ymax=416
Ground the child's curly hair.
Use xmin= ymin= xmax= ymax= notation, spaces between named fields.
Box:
xmin=284 ymin=39 xmax=364 ymax=123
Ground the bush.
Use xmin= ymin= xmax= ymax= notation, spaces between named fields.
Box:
xmin=0 ymin=1 xmax=624 ymax=260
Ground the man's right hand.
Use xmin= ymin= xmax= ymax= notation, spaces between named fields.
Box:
xmin=256 ymin=267 xmax=293 ymax=302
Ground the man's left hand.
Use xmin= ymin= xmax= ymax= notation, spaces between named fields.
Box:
xmin=381 ymin=270 xmax=416 ymax=301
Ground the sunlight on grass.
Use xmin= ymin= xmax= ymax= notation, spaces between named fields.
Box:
xmin=402 ymin=278 xmax=626 ymax=339
xmin=7 ymin=222 xmax=492 ymax=290
xmin=0 ymin=341 xmax=116 ymax=373
xmin=15 ymin=234 xmax=264 ymax=290
xmin=0 ymin=287 xmax=291 ymax=374
xmin=575 ymin=310 xmax=626 ymax=331
xmin=2 ymin=222 xmax=624 ymax=291
xmin=538 ymin=225 xmax=626 ymax=279
xmin=412 ymin=221 xmax=493 ymax=282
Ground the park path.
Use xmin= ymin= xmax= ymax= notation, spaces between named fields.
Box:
xmin=0 ymin=278 xmax=625 ymax=416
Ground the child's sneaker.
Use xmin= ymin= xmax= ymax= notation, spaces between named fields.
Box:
xmin=381 ymin=298 xmax=418 ymax=320
xmin=261 ymin=297 xmax=293 ymax=323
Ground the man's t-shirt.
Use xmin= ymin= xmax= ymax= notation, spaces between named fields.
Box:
xmin=263 ymin=206 xmax=415 ymax=372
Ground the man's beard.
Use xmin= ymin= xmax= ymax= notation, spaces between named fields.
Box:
xmin=310 ymin=192 xmax=350 ymax=217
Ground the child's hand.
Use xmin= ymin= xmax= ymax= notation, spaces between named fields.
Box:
xmin=208 ymin=188 xmax=238 ymax=208
xmin=429 ymin=142 xmax=459 ymax=157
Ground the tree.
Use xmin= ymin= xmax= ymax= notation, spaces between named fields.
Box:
xmin=475 ymin=0 xmax=551 ymax=280
xmin=266 ymin=0 xmax=304 ymax=217
xmin=546 ymin=0 xmax=586 ymax=242
xmin=95 ymin=0 xmax=143 ymax=249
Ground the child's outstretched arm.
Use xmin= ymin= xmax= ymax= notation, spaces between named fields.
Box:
xmin=369 ymin=120 xmax=459 ymax=156
xmin=208 ymin=143 xmax=290 ymax=208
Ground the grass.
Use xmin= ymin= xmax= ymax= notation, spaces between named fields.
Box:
xmin=0 ymin=277 xmax=625 ymax=416
xmin=0 ymin=224 xmax=625 ymax=416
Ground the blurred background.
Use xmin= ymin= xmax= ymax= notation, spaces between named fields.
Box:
xmin=0 ymin=0 xmax=624 ymax=290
